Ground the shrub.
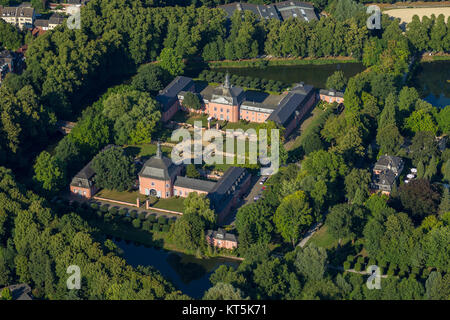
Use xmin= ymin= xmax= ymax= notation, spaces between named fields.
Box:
xmin=109 ymin=207 xmax=118 ymax=215
xmin=153 ymin=223 xmax=160 ymax=232
xmin=132 ymin=218 xmax=141 ymax=228
xmin=343 ymin=261 xmax=351 ymax=270
xmin=357 ymin=256 xmax=365 ymax=264
xmin=119 ymin=208 xmax=128 ymax=216
xmin=142 ymin=220 xmax=152 ymax=232
xmin=162 ymin=224 xmax=170 ymax=233
xmin=139 ymin=211 xmax=147 ymax=220
xmin=354 ymin=263 xmax=362 ymax=271
xmin=90 ymin=203 xmax=99 ymax=210
xmin=96 ymin=210 xmax=103 ymax=218
xmin=411 ymin=266 xmax=420 ymax=275
xmin=421 ymin=268 xmax=431 ymax=279
xmin=168 ymin=218 xmax=175 ymax=225
xmin=101 ymin=204 xmax=109 ymax=213
xmin=148 ymin=214 xmax=156 ymax=222
xmin=368 ymin=258 xmax=376 ymax=266
xmin=387 ymin=266 xmax=396 ymax=276
xmin=378 ymin=260 xmax=387 ymax=268
xmin=130 ymin=210 xmax=137 ymax=219
xmin=158 ymin=216 xmax=167 ymax=225
xmin=346 ymin=255 xmax=354 ymax=262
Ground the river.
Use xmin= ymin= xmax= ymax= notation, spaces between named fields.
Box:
xmin=114 ymin=240 xmax=240 ymax=299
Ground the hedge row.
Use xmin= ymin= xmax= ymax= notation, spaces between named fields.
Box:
xmin=198 ymin=70 xmax=288 ymax=93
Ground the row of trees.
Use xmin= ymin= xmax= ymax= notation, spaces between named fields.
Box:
xmin=198 ymin=70 xmax=288 ymax=92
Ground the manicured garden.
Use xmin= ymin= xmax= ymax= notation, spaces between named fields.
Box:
xmin=148 ymin=196 xmax=185 ymax=213
xmin=95 ymin=189 xmax=141 ymax=204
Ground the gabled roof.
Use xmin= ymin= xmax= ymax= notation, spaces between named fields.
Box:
xmin=374 ymin=155 xmax=404 ymax=171
xmin=206 ymin=228 xmax=237 ymax=243
xmin=156 ymin=76 xmax=194 ymax=111
xmin=373 ymin=170 xmax=396 ymax=187
xmin=34 ymin=19 xmax=49 ymax=28
xmin=174 ymin=176 xmax=216 ymax=192
xmin=267 ymin=83 xmax=314 ymax=126
xmin=319 ymin=89 xmax=344 ymax=98
xmin=49 ymin=13 xmax=65 ymax=25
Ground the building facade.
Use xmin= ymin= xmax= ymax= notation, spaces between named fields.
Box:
xmin=319 ymin=89 xmax=344 ymax=104
xmin=206 ymin=228 xmax=238 ymax=249
xmin=371 ymin=155 xmax=404 ymax=196
xmin=0 ymin=4 xmax=35 ymax=29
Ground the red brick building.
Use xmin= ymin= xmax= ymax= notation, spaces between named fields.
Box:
xmin=319 ymin=89 xmax=344 ymax=104
xmin=206 ymin=228 xmax=238 ymax=250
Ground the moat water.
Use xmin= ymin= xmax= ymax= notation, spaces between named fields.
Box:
xmin=214 ymin=60 xmax=450 ymax=108
xmin=114 ymin=240 xmax=239 ymax=299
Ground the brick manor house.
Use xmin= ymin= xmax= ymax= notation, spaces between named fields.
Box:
xmin=157 ymin=74 xmax=318 ymax=137
xmin=70 ymin=144 xmax=251 ymax=222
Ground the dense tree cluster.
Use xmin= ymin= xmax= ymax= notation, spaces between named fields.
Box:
xmin=0 ymin=167 xmax=185 ymax=299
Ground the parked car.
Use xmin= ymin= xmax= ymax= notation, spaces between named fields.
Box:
xmin=253 ymin=195 xmax=261 ymax=201
xmin=259 ymin=176 xmax=268 ymax=184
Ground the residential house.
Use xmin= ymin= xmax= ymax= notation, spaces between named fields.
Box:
xmin=371 ymin=155 xmax=404 ymax=195
xmin=206 ymin=228 xmax=238 ymax=249
xmin=0 ymin=3 xmax=35 ymax=29
xmin=0 ymin=284 xmax=33 ymax=300
xmin=0 ymin=50 xmax=14 ymax=84
xmin=69 ymin=144 xmax=114 ymax=198
xmin=319 ymin=89 xmax=344 ymax=104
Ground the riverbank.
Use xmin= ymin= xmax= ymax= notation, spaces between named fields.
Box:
xmin=89 ymin=215 xmax=242 ymax=261
xmin=420 ymin=53 xmax=450 ymax=62
xmin=208 ymin=56 xmax=358 ymax=69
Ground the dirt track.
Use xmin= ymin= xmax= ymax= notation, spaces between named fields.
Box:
xmin=384 ymin=7 xmax=450 ymax=23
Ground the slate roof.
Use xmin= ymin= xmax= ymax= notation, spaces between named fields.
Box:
xmin=0 ymin=284 xmax=33 ymax=300
xmin=319 ymin=89 xmax=344 ymax=98
xmin=34 ymin=19 xmax=49 ymax=28
xmin=49 ymin=13 xmax=65 ymax=25
xmin=138 ymin=144 xmax=178 ymax=181
xmin=156 ymin=76 xmax=194 ymax=111
xmin=372 ymin=170 xmax=396 ymax=190
xmin=206 ymin=228 xmax=238 ymax=243
xmin=374 ymin=155 xmax=404 ymax=173
xmin=208 ymin=167 xmax=249 ymax=213
xmin=267 ymin=83 xmax=314 ymax=126
xmin=210 ymin=74 xmax=245 ymax=106
xmin=276 ymin=1 xmax=317 ymax=22
xmin=70 ymin=144 xmax=114 ymax=188
xmin=218 ymin=1 xmax=316 ymax=22
xmin=174 ymin=176 xmax=217 ymax=192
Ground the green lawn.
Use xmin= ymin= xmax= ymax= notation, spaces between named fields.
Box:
xmin=286 ymin=106 xmax=325 ymax=151
xmin=95 ymin=189 xmax=141 ymax=204
xmin=124 ymin=143 xmax=173 ymax=158
xmin=309 ymin=225 xmax=352 ymax=250
xmin=149 ymin=196 xmax=185 ymax=213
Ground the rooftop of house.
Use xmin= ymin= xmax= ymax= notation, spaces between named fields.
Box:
xmin=218 ymin=1 xmax=316 ymax=22
xmin=374 ymin=155 xmax=404 ymax=171
xmin=138 ymin=143 xmax=178 ymax=181
xmin=49 ymin=13 xmax=65 ymax=25
xmin=70 ymin=144 xmax=115 ymax=188
xmin=206 ymin=228 xmax=238 ymax=243
xmin=0 ymin=6 xmax=34 ymax=18
xmin=267 ymin=82 xmax=314 ymax=126
xmin=0 ymin=284 xmax=33 ymax=300
xmin=174 ymin=176 xmax=217 ymax=193
xmin=241 ymin=90 xmax=284 ymax=111
xmin=372 ymin=170 xmax=397 ymax=187
xmin=34 ymin=18 xmax=49 ymax=28
xmin=319 ymin=88 xmax=344 ymax=98
xmin=156 ymin=76 xmax=195 ymax=111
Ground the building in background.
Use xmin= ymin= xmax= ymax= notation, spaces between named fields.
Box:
xmin=218 ymin=1 xmax=317 ymax=22
xmin=371 ymin=155 xmax=404 ymax=196
xmin=0 ymin=3 xmax=35 ymax=29
xmin=206 ymin=228 xmax=238 ymax=249
xmin=319 ymin=89 xmax=344 ymax=104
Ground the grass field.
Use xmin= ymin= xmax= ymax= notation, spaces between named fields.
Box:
xmin=149 ymin=196 xmax=185 ymax=213
xmin=308 ymin=225 xmax=351 ymax=250
xmin=96 ymin=189 xmax=141 ymax=204
xmin=384 ymin=7 xmax=450 ymax=23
